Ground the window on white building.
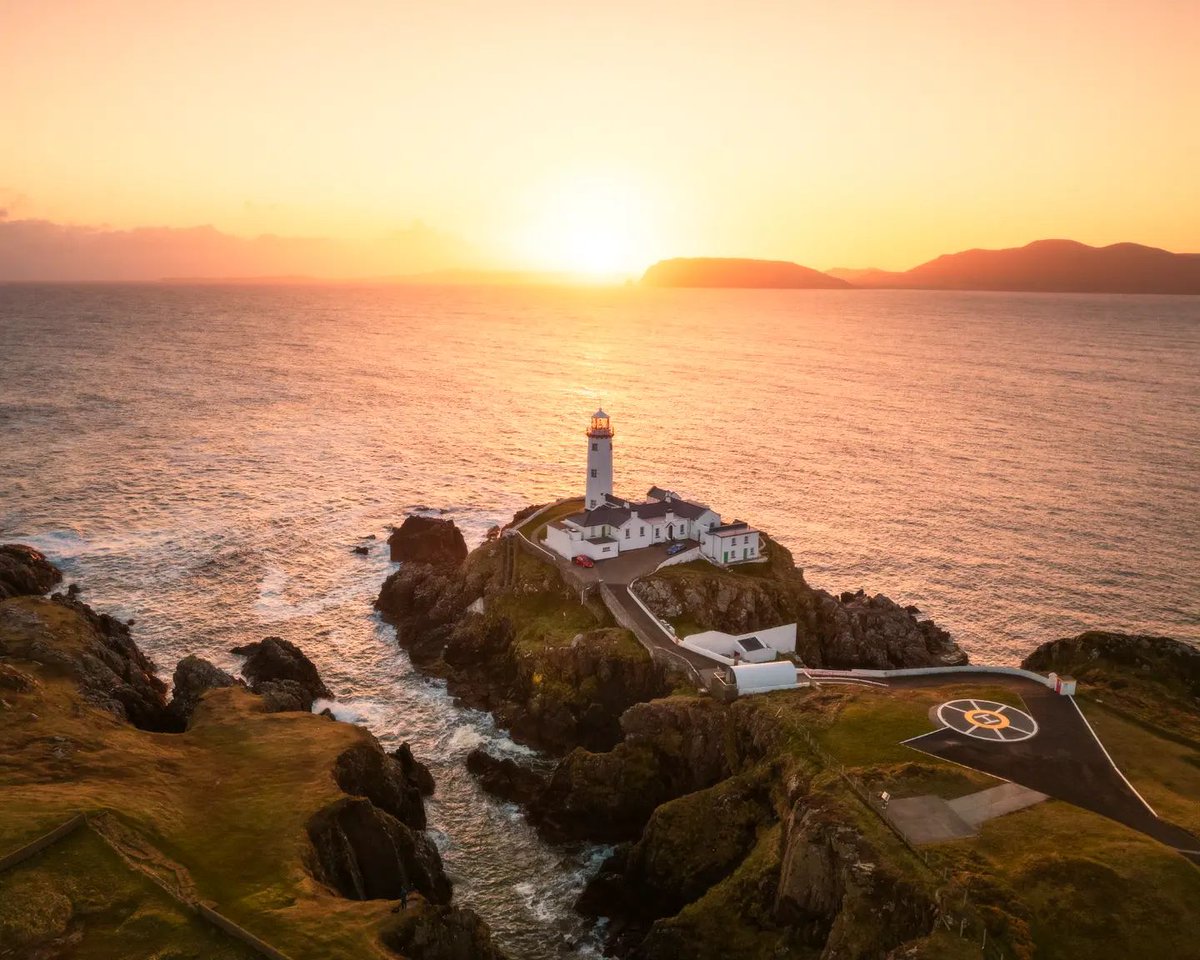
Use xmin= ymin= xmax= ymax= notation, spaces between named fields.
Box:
xmin=591 ymin=443 xmax=597 ymax=451
xmin=590 ymin=469 xmax=597 ymax=478
xmin=625 ymin=528 xmax=630 ymax=539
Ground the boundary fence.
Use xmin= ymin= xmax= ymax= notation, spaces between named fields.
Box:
xmin=0 ymin=813 xmax=296 ymax=960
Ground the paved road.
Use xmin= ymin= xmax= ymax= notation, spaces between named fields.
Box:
xmin=601 ymin=581 xmax=720 ymax=681
xmin=890 ymin=673 xmax=1200 ymax=864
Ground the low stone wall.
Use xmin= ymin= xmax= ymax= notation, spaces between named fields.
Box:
xmin=0 ymin=813 xmax=296 ymax=960
xmin=0 ymin=814 xmax=86 ymax=873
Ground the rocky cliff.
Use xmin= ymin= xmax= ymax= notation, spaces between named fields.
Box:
xmin=633 ymin=536 xmax=967 ymax=668
xmin=0 ymin=547 xmax=507 ymax=960
xmin=534 ymin=694 xmax=943 ymax=959
xmin=376 ymin=527 xmax=670 ymax=753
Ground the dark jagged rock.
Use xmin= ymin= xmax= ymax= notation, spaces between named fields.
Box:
xmin=352 ymin=545 xmax=370 ymax=555
xmin=236 ymin=636 xmax=331 ymax=704
xmin=375 ymin=561 xmax=477 ymax=667
xmin=533 ymin=697 xmax=738 ymax=842
xmin=388 ymin=515 xmax=467 ymax=569
xmin=255 ymin=678 xmax=317 ymax=712
xmin=1023 ymin=630 xmax=1200 ymax=699
xmin=0 ymin=544 xmax=62 ymax=600
xmin=392 ymin=742 xmax=436 ymax=797
xmin=334 ymin=740 xmax=428 ymax=830
xmin=465 ymin=748 xmax=546 ymax=806
xmin=580 ymin=773 xmax=772 ymax=929
xmin=633 ymin=536 xmax=967 ymax=669
xmin=381 ymin=904 xmax=509 ymax=960
xmin=0 ymin=662 xmax=38 ymax=693
xmin=772 ymin=802 xmax=937 ymax=957
xmin=503 ymin=504 xmax=544 ymax=531
xmin=168 ymin=655 xmax=242 ymax=728
xmin=0 ymin=594 xmax=170 ymax=730
xmin=306 ymin=798 xmax=451 ymax=904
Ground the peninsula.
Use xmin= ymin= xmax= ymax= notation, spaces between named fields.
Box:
xmin=374 ymin=410 xmax=1200 ymax=960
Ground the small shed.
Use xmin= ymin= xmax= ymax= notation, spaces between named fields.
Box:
xmin=729 ymin=660 xmax=798 ymax=695
xmin=1050 ymin=673 xmax=1077 ymax=695
xmin=733 ymin=635 xmax=774 ymax=663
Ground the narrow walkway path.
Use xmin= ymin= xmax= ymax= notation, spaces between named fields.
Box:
xmin=600 ymin=582 xmax=718 ymax=684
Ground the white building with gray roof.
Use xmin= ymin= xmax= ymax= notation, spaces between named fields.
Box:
xmin=543 ymin=409 xmax=762 ymax=565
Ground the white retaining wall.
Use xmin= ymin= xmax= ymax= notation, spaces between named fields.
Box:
xmin=654 ymin=545 xmax=703 ymax=570
xmin=804 ymin=664 xmax=1060 ymax=689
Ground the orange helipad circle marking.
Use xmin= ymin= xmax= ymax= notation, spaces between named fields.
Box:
xmin=963 ymin=709 xmax=1011 ymax=730
xmin=935 ymin=699 xmax=1038 ymax=742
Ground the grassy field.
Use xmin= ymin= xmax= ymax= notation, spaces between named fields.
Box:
xmin=800 ymin=681 xmax=1020 ymax=794
xmin=514 ymin=497 xmax=584 ymax=539
xmin=1076 ymin=696 xmax=1200 ymax=838
xmin=937 ymin=799 xmax=1200 ymax=960
xmin=752 ymin=680 xmax=1200 ymax=960
xmin=0 ymin=826 xmax=260 ymax=959
xmin=0 ymin=596 xmax=417 ymax=960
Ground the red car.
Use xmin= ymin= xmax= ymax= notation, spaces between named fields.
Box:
xmin=572 ymin=555 xmax=595 ymax=568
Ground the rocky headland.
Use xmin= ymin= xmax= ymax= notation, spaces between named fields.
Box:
xmin=0 ymin=544 xmax=507 ymax=960
xmin=376 ymin=513 xmax=1200 ymax=960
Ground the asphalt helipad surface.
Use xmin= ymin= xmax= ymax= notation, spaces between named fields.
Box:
xmin=890 ymin=673 xmax=1200 ymax=864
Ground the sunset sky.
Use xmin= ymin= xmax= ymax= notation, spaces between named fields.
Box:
xmin=3 ymin=0 xmax=1198 ymax=277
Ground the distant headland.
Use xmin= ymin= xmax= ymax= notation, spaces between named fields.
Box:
xmin=643 ymin=239 xmax=1200 ymax=295
xmin=641 ymin=257 xmax=852 ymax=289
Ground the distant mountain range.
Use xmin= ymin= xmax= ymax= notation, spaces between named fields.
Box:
xmin=644 ymin=240 xmax=1200 ymax=294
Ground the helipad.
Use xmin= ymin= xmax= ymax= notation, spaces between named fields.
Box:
xmin=936 ymin=699 xmax=1038 ymax=742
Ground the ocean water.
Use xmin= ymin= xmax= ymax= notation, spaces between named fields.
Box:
xmin=1 ymin=283 xmax=1198 ymax=956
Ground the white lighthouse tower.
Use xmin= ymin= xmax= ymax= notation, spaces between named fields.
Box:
xmin=585 ymin=408 xmax=614 ymax=509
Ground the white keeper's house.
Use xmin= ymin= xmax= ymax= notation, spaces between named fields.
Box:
xmin=542 ymin=409 xmax=762 ymax=565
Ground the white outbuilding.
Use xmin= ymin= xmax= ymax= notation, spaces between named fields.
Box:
xmin=726 ymin=660 xmax=799 ymax=694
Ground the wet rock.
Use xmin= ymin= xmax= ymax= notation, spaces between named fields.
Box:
xmin=392 ymin=741 xmax=436 ymax=796
xmin=375 ymin=562 xmax=477 ymax=668
xmin=485 ymin=525 xmax=501 ymax=541
xmin=236 ymin=636 xmax=332 ymax=704
xmin=380 ymin=903 xmax=509 ymax=960
xmin=465 ymin=748 xmax=546 ymax=805
xmin=255 ymin=678 xmax=316 ymax=712
xmin=319 ymin=707 xmax=336 ymax=720
xmin=533 ymin=697 xmax=735 ymax=842
xmin=0 ymin=544 xmax=62 ymax=600
xmin=168 ymin=655 xmax=242 ymax=728
xmin=352 ymin=545 xmax=370 ymax=555
xmin=388 ymin=515 xmax=468 ymax=570
xmin=1023 ymin=630 xmax=1200 ymax=698
xmin=334 ymin=740 xmax=428 ymax=830
xmin=0 ymin=595 xmax=171 ymax=730
xmin=306 ymin=798 xmax=451 ymax=904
